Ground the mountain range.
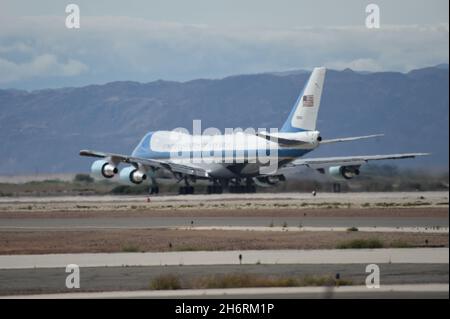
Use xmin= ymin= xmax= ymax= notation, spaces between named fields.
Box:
xmin=0 ymin=65 xmax=448 ymax=175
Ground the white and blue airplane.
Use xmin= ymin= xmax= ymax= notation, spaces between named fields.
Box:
xmin=80 ymin=67 xmax=428 ymax=194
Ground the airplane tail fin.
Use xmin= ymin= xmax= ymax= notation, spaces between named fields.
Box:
xmin=280 ymin=67 xmax=326 ymax=132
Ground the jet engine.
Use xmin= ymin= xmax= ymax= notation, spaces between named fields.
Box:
xmin=329 ymin=165 xmax=360 ymax=180
xmin=119 ymin=166 xmax=147 ymax=185
xmin=91 ymin=160 xmax=118 ymax=179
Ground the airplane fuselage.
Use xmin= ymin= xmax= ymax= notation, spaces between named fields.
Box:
xmin=131 ymin=131 xmax=316 ymax=178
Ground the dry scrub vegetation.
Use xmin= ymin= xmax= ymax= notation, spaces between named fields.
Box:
xmin=0 ymin=229 xmax=446 ymax=254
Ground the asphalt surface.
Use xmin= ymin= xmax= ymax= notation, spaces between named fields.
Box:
xmin=0 ymin=264 xmax=447 ymax=297
xmin=0 ymin=248 xmax=447 ymax=269
xmin=0 ymin=191 xmax=447 ymax=204
xmin=5 ymin=288 xmax=449 ymax=299
xmin=0 ymin=216 xmax=448 ymax=231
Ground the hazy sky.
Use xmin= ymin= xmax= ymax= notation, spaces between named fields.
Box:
xmin=0 ymin=0 xmax=448 ymax=89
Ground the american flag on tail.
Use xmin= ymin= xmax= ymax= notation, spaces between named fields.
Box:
xmin=302 ymin=94 xmax=314 ymax=107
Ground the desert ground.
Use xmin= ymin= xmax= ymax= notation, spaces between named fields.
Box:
xmin=0 ymin=191 xmax=448 ymax=297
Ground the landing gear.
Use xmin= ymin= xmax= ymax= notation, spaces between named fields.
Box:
xmin=149 ymin=186 xmax=159 ymax=194
xmin=245 ymin=178 xmax=256 ymax=193
xmin=207 ymin=184 xmax=223 ymax=194
xmin=207 ymin=179 xmax=223 ymax=194
xmin=179 ymin=185 xmax=194 ymax=195
xmin=229 ymin=184 xmax=242 ymax=193
xmin=332 ymin=183 xmax=341 ymax=193
xmin=229 ymin=178 xmax=256 ymax=193
xmin=148 ymin=176 xmax=159 ymax=195
xmin=179 ymin=176 xmax=194 ymax=195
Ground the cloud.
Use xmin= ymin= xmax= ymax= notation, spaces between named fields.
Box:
xmin=0 ymin=54 xmax=88 ymax=83
xmin=0 ymin=42 xmax=34 ymax=54
xmin=0 ymin=15 xmax=448 ymax=88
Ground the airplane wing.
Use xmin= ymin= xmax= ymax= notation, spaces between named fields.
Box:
xmin=79 ymin=150 xmax=209 ymax=178
xmin=285 ymin=153 xmax=430 ymax=169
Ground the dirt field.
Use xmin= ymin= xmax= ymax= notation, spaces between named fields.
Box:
xmin=0 ymin=193 xmax=447 ymax=255
xmin=0 ymin=229 xmax=447 ymax=255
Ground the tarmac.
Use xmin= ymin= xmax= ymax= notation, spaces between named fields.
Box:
xmin=0 ymin=248 xmax=447 ymax=269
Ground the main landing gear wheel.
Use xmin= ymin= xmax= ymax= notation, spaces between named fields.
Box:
xmin=149 ymin=186 xmax=159 ymax=194
xmin=207 ymin=184 xmax=223 ymax=194
xmin=229 ymin=178 xmax=256 ymax=193
xmin=179 ymin=186 xmax=194 ymax=195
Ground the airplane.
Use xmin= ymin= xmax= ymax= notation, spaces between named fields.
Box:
xmin=80 ymin=67 xmax=429 ymax=194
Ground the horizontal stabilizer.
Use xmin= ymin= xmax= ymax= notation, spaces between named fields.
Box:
xmin=320 ymin=134 xmax=384 ymax=144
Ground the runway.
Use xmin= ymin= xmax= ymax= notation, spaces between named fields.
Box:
xmin=0 ymin=248 xmax=447 ymax=269
xmin=2 ymin=284 xmax=448 ymax=299
xmin=0 ymin=191 xmax=447 ymax=204
xmin=0 ymin=261 xmax=448 ymax=297
xmin=0 ymin=192 xmax=447 ymax=298
xmin=0 ymin=216 xmax=447 ymax=231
